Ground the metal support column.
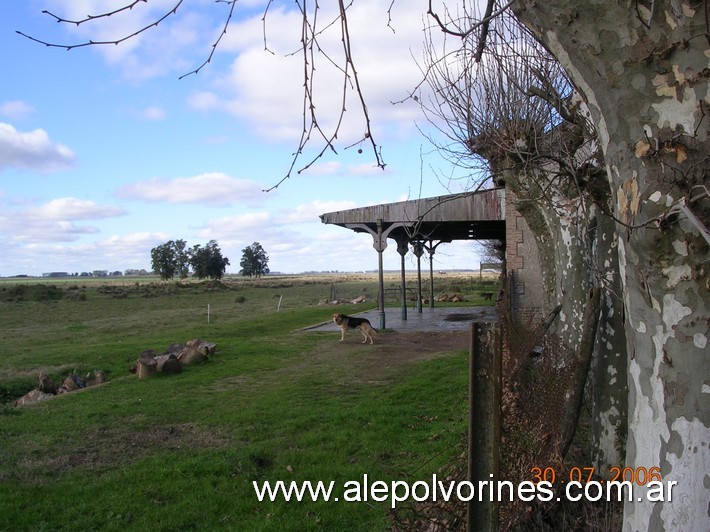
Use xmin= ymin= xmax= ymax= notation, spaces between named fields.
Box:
xmin=376 ymin=220 xmax=386 ymax=331
xmin=428 ymin=243 xmax=435 ymax=308
xmin=412 ymin=241 xmax=424 ymax=313
xmin=396 ymin=237 xmax=409 ymax=321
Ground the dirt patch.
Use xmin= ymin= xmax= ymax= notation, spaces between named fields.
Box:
xmin=207 ymin=375 xmax=253 ymax=392
xmin=210 ymin=330 xmax=470 ymax=393
xmin=306 ymin=329 xmax=469 ymax=385
xmin=4 ymin=422 xmax=231 ymax=484
xmin=369 ymin=329 xmax=468 ymax=362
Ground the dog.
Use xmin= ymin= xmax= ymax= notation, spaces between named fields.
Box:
xmin=332 ymin=312 xmax=378 ymax=344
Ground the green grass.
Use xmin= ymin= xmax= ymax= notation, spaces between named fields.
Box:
xmin=0 ymin=274 xmax=482 ymax=530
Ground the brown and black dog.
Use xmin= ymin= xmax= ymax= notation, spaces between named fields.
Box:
xmin=332 ymin=312 xmax=378 ymax=344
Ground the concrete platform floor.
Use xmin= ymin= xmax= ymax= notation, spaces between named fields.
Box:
xmin=305 ymin=305 xmax=499 ymax=333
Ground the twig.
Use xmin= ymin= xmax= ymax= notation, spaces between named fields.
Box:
xmin=427 ymin=0 xmax=515 ymax=39
xmin=180 ymin=0 xmax=239 ymax=79
xmin=17 ymin=1 xmax=184 ymax=50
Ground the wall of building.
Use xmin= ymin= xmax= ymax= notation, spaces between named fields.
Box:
xmin=504 ymin=191 xmax=545 ymax=318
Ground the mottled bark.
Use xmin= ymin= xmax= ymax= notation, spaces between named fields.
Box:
xmin=514 ymin=2 xmax=710 ymax=530
xmin=590 ymin=211 xmax=629 ymax=472
xmin=503 ymin=160 xmax=628 ymax=472
xmin=495 ymin=157 xmax=594 ymax=352
xmin=562 ymin=285 xmax=601 ymax=458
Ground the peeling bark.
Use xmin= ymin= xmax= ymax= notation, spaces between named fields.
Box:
xmin=590 ymin=212 xmax=629 ymax=473
xmin=562 ymin=285 xmax=601 ymax=458
xmin=494 ymin=146 xmax=629 ymax=476
xmin=513 ymin=2 xmax=710 ymax=529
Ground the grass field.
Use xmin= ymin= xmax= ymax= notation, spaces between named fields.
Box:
xmin=0 ymin=273 xmax=496 ymax=530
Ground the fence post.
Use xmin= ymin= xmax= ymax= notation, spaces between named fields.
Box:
xmin=468 ymin=322 xmax=502 ymax=532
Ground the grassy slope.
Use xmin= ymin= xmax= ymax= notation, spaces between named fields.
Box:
xmin=0 ymin=275 xmax=488 ymax=530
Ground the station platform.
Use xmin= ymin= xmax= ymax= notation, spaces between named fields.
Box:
xmin=305 ymin=305 xmax=498 ymax=333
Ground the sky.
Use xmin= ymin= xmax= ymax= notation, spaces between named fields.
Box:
xmin=0 ymin=0 xmax=487 ymax=277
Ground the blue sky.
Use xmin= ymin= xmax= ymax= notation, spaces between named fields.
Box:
xmin=0 ymin=0 xmax=485 ymax=276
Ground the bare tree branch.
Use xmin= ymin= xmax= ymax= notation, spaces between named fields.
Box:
xmin=474 ymin=0 xmax=496 ymax=62
xmin=263 ymin=0 xmax=385 ymax=191
xmin=427 ymin=0 xmax=516 ymax=39
xmin=19 ymin=1 xmax=387 ymax=192
xmin=42 ymin=0 xmax=150 ymax=25
xmin=17 ymin=1 xmax=184 ymax=50
xmin=180 ymin=0 xmax=239 ymax=79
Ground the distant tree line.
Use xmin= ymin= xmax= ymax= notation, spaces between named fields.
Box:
xmin=40 ymin=269 xmax=151 ymax=278
xmin=22 ymin=241 xmax=269 ymax=282
xmin=150 ymin=240 xmax=270 ymax=281
xmin=151 ymin=239 xmax=230 ymax=281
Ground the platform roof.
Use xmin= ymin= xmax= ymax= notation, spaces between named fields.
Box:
xmin=319 ymin=188 xmax=506 ymax=242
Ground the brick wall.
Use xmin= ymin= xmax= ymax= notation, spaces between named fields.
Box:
xmin=505 ymin=190 xmax=544 ymax=314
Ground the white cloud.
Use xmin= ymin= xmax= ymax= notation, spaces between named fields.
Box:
xmin=3 ymin=231 xmax=170 ymax=275
xmin=187 ymin=91 xmax=221 ymax=111
xmin=297 ymin=159 xmax=394 ymax=178
xmin=302 ymin=161 xmax=342 ymax=176
xmin=0 ymin=122 xmax=76 ymax=173
xmin=0 ymin=197 xmax=126 ymax=246
xmin=33 ymin=197 xmax=126 ymax=220
xmin=115 ymin=172 xmax=270 ymax=206
xmin=346 ymin=162 xmax=393 ymax=176
xmin=190 ymin=199 xmax=387 ymax=274
xmin=194 ymin=199 xmax=358 ymax=236
xmin=0 ymin=215 xmax=99 ymax=245
xmin=0 ymin=100 xmax=35 ymax=121
xmin=141 ymin=106 xmax=167 ymax=120
xmin=195 ymin=211 xmax=272 ymax=238
xmin=280 ymin=200 xmax=358 ymax=224
xmin=96 ymin=232 xmax=171 ymax=263
xmin=264 ymin=230 xmax=377 ymax=274
xmin=189 ymin=0 xmax=427 ymax=145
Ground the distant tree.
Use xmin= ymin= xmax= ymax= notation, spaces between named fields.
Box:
xmin=173 ymin=239 xmax=190 ymax=279
xmin=150 ymin=239 xmax=191 ymax=280
xmin=239 ymin=242 xmax=270 ymax=278
xmin=189 ymin=240 xmax=230 ymax=280
xmin=151 ymin=240 xmax=180 ymax=281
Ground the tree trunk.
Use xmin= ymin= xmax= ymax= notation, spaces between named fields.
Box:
xmin=590 ymin=211 xmax=629 ymax=472
xmin=561 ymin=285 xmax=601 ymax=458
xmin=504 ymin=162 xmax=628 ymax=473
xmin=514 ymin=2 xmax=710 ymax=530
